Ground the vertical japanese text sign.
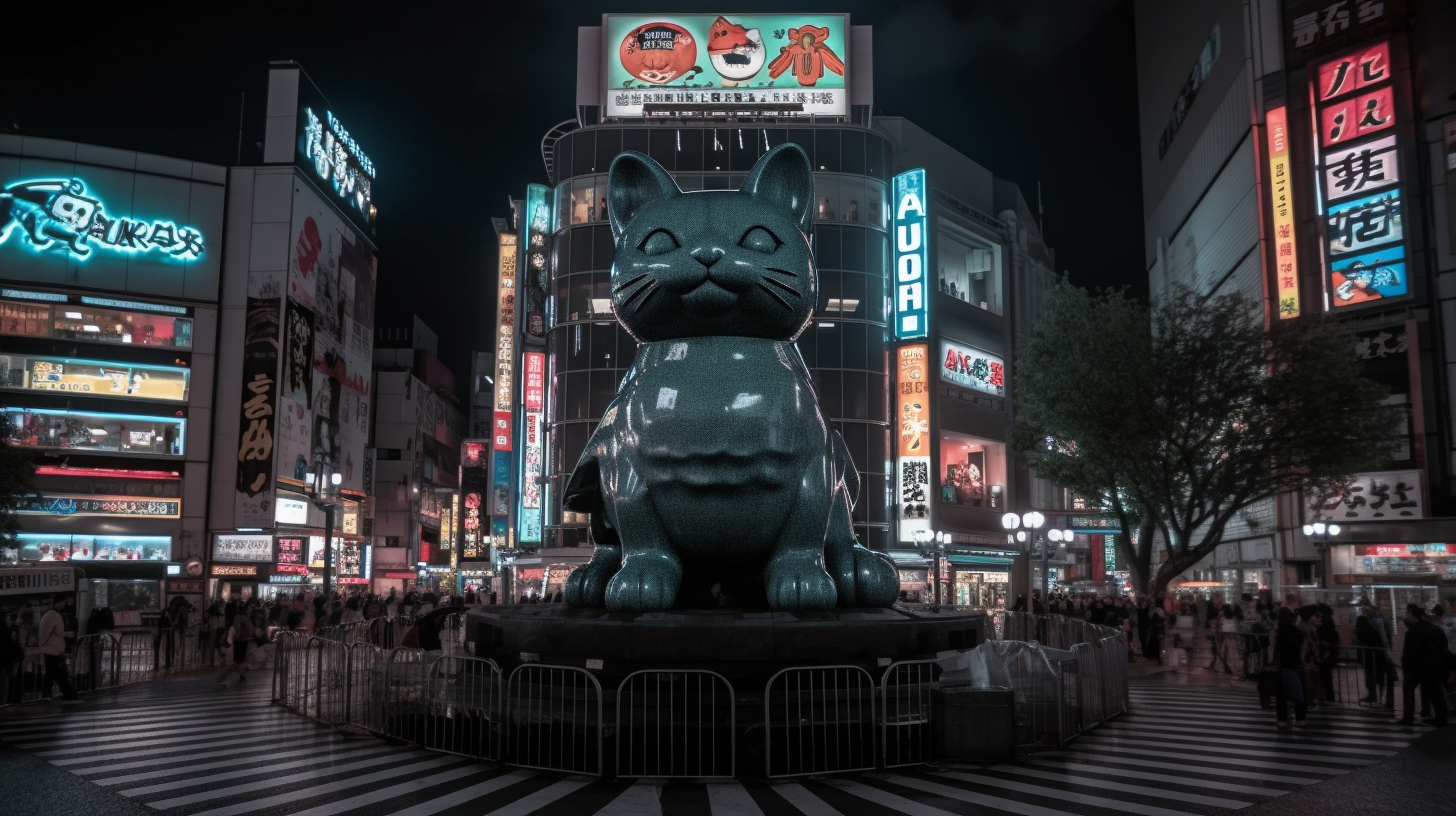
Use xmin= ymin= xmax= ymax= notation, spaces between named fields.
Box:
xmin=896 ymin=344 xmax=931 ymax=545
xmin=494 ymin=233 xmax=518 ymax=451
xmin=1266 ymin=107 xmax=1301 ymax=318
xmin=892 ymin=169 xmax=929 ymax=340
xmin=517 ymin=351 xmax=545 ymax=544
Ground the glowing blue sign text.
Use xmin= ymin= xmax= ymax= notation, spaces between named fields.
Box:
xmin=302 ymin=108 xmax=376 ymax=230
xmin=0 ymin=178 xmax=205 ymax=262
xmin=893 ymin=168 xmax=929 ymax=339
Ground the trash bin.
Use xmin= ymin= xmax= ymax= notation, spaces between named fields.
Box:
xmin=934 ymin=686 xmax=1015 ymax=762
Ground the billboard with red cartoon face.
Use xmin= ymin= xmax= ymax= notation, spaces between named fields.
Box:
xmin=603 ymin=13 xmax=849 ymax=118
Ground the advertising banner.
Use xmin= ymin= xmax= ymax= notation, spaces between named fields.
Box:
xmin=522 ymin=185 xmax=550 ymax=340
xmin=519 ymin=351 xmax=546 ymax=545
xmin=892 ymin=169 xmax=929 ymax=340
xmin=1265 ymin=106 xmax=1301 ymax=319
xmin=896 ymin=344 xmax=931 ymax=544
xmin=0 ymin=354 xmax=190 ymax=402
xmin=0 ymin=569 xmax=75 ymax=596
xmin=20 ymin=494 xmax=180 ymax=519
xmin=460 ymin=440 xmax=489 ymax=560
xmin=235 ymin=295 xmax=281 ymax=527
xmin=939 ymin=340 xmax=1005 ymax=397
xmin=604 ymin=14 xmax=849 ymax=117
xmin=4 ymin=406 xmax=184 ymax=457
xmin=494 ymin=234 xmax=518 ymax=414
xmin=1311 ymin=40 xmax=1410 ymax=311
xmin=0 ymin=161 xmax=223 ymax=301
xmin=211 ymin=534 xmax=274 ymax=563
xmin=285 ymin=182 xmax=375 ymax=492
xmin=1308 ymin=469 xmax=1423 ymax=521
xmin=276 ymin=536 xmax=306 ymax=572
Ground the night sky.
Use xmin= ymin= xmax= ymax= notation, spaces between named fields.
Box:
xmin=1 ymin=1 xmax=1142 ymax=392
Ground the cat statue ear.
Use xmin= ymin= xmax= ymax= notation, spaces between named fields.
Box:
xmin=607 ymin=151 xmax=681 ymax=243
xmin=741 ymin=143 xmax=814 ymax=233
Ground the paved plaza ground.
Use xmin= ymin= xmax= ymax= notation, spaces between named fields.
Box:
xmin=1 ymin=671 xmax=1450 ymax=816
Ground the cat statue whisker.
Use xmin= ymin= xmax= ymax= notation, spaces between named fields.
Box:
xmin=562 ymin=142 xmax=900 ymax=612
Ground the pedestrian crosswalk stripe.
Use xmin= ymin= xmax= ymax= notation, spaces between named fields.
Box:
xmin=0 ymin=674 xmax=1437 ymax=816
xmin=379 ymin=770 xmax=537 ymax=816
xmin=906 ymin=770 xmax=1201 ymax=816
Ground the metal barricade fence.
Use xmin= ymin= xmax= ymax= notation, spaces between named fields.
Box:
xmin=345 ymin=643 xmax=385 ymax=729
xmin=271 ymin=631 xmax=307 ymax=706
xmin=764 ymin=665 xmax=877 ymax=778
xmin=423 ymin=655 xmax=505 ymax=762
xmin=367 ymin=615 xmax=414 ymax=649
xmin=438 ymin=613 xmax=466 ymax=656
xmin=114 ymin=631 xmax=156 ymax=686
xmin=506 ymin=663 xmax=604 ymax=777
xmin=880 ymin=660 xmax=940 ymax=769
xmin=616 ymin=670 xmax=735 ymax=779
xmin=70 ymin=633 xmax=116 ymax=694
xmin=375 ymin=648 xmax=429 ymax=743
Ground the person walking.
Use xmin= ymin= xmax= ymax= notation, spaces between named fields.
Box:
xmin=1355 ymin=606 xmax=1395 ymax=706
xmin=38 ymin=595 xmax=81 ymax=704
xmin=216 ymin=609 xmax=257 ymax=686
xmin=1270 ymin=607 xmax=1310 ymax=727
xmin=0 ymin=621 xmax=24 ymax=705
xmin=1316 ymin=603 xmax=1341 ymax=702
xmin=1397 ymin=604 xmax=1451 ymax=727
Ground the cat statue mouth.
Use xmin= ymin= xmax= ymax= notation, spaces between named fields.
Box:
xmin=681 ymin=279 xmax=739 ymax=315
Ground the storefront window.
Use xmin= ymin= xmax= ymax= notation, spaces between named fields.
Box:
xmin=1334 ymin=543 xmax=1456 ymax=581
xmin=8 ymin=533 xmax=172 ymax=562
xmin=0 ymin=353 xmax=190 ymax=402
xmin=0 ymin=298 xmax=193 ymax=348
xmin=4 ymin=407 xmax=185 ymax=457
xmin=937 ymin=219 xmax=1003 ymax=315
xmin=938 ymin=434 xmax=1006 ymax=509
xmin=89 ymin=579 xmax=161 ymax=612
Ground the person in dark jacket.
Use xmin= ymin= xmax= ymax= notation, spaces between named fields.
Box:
xmin=1316 ymin=603 xmax=1341 ymax=701
xmin=1397 ymin=604 xmax=1450 ymax=726
xmin=1271 ymin=607 xmax=1311 ymax=727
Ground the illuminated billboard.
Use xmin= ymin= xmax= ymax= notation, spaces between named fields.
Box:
xmin=1265 ymin=107 xmax=1301 ymax=319
xmin=1311 ymin=40 xmax=1409 ymax=310
xmin=939 ymin=341 xmax=1004 ymax=397
xmin=604 ymin=14 xmax=849 ymax=118
xmin=4 ymin=406 xmax=185 ymax=457
xmin=892 ymin=169 xmax=929 ymax=340
xmin=0 ymin=354 xmax=189 ymax=402
xmin=518 ymin=352 xmax=546 ymax=545
xmin=896 ymin=344 xmax=931 ymax=544
xmin=20 ymin=493 xmax=180 ymax=519
xmin=298 ymin=106 xmax=376 ymax=237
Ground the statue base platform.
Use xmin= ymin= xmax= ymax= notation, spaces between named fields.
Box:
xmin=464 ymin=604 xmax=990 ymax=687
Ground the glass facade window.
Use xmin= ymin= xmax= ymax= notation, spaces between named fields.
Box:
xmin=2 ymin=533 xmax=172 ymax=564
xmin=4 ymin=407 xmax=185 ymax=457
xmin=0 ymin=298 xmax=193 ymax=348
xmin=938 ymin=433 xmax=1006 ymax=509
xmin=937 ymin=219 xmax=1004 ymax=315
xmin=814 ymin=174 xmax=887 ymax=228
xmin=0 ymin=354 xmax=190 ymax=402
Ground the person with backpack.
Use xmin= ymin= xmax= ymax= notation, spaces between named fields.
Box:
xmin=215 ymin=609 xmax=257 ymax=686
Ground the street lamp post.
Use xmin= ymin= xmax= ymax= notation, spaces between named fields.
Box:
xmin=1301 ymin=520 xmax=1341 ymax=588
xmin=1002 ymin=511 xmax=1068 ymax=608
xmin=913 ymin=528 xmax=944 ymax=605
xmin=305 ymin=461 xmax=342 ymax=596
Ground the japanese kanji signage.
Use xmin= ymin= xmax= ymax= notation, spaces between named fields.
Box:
xmin=603 ymin=14 xmax=850 ymax=118
xmin=939 ymin=340 xmax=1004 ymax=397
xmin=1157 ymin=25 xmax=1221 ymax=160
xmin=1311 ymin=40 xmax=1409 ymax=310
xmin=493 ymin=232 xmax=517 ymax=454
xmin=235 ymin=296 xmax=280 ymax=524
xmin=20 ymin=494 xmax=181 ymax=519
xmin=1308 ymin=469 xmax=1423 ymax=521
xmin=211 ymin=534 xmax=274 ymax=563
xmin=518 ymin=351 xmax=546 ymax=545
xmin=1266 ymin=107 xmax=1302 ymax=319
xmin=892 ymin=169 xmax=929 ymax=340
xmin=1288 ymin=0 xmax=1390 ymax=51
xmin=897 ymin=344 xmax=931 ymax=545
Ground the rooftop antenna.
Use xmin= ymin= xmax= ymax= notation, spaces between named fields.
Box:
xmin=1037 ymin=181 xmax=1045 ymax=238
xmin=236 ymin=93 xmax=245 ymax=166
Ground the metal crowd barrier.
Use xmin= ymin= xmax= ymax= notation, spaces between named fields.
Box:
xmin=880 ymin=659 xmax=941 ymax=769
xmin=507 ymin=663 xmax=604 ymax=777
xmin=616 ymin=669 xmax=735 ymax=779
xmin=263 ymin=611 xmax=1132 ymax=778
xmin=764 ymin=665 xmax=878 ymax=779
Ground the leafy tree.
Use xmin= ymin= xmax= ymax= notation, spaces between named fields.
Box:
xmin=1011 ymin=283 xmax=1400 ymax=596
xmin=0 ymin=439 xmax=36 ymax=548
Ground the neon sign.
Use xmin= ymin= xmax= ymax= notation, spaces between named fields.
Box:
xmin=301 ymin=108 xmax=376 ymax=232
xmin=892 ymin=169 xmax=929 ymax=339
xmin=0 ymin=178 xmax=205 ymax=261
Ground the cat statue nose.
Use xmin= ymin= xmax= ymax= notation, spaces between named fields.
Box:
xmin=690 ymin=246 xmax=725 ymax=268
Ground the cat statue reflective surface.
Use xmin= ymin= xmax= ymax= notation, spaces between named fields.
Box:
xmin=563 ymin=143 xmax=900 ymax=612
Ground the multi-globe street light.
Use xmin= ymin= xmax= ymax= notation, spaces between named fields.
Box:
xmin=1003 ymin=511 xmax=1073 ymax=605
xmin=303 ymin=460 xmax=343 ymax=593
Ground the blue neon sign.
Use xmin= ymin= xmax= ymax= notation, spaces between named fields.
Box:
xmin=0 ymin=178 xmax=205 ymax=261
xmin=301 ymin=108 xmax=376 ymax=232
xmin=892 ymin=169 xmax=929 ymax=339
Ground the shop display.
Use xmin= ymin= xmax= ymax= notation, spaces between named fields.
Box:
xmin=5 ymin=407 xmax=184 ymax=456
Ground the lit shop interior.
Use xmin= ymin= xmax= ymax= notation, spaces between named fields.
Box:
xmin=938 ymin=432 xmax=1006 ymax=510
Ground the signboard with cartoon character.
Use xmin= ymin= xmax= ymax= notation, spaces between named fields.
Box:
xmin=603 ymin=14 xmax=849 ymax=118
xmin=0 ymin=153 xmax=224 ymax=302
